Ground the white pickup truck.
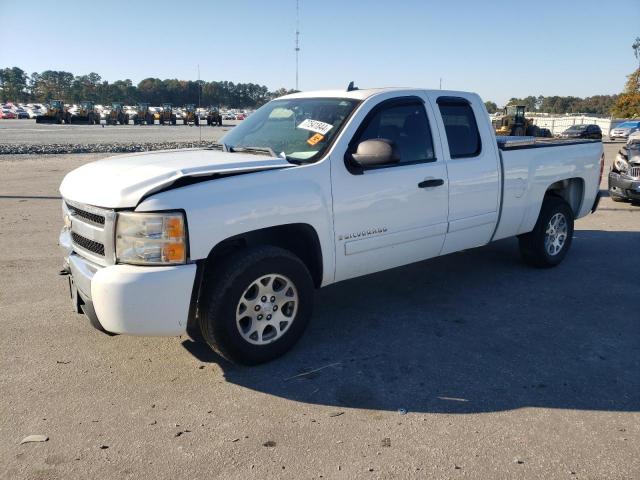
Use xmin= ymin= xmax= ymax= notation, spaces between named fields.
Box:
xmin=59 ymin=87 xmax=604 ymax=364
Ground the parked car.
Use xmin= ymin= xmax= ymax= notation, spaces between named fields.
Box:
xmin=26 ymin=107 xmax=43 ymax=119
xmin=59 ymin=87 xmax=603 ymax=365
xmin=14 ymin=107 xmax=29 ymax=119
xmin=609 ymin=121 xmax=640 ymax=141
xmin=1 ymin=109 xmax=16 ymax=119
xmin=609 ymin=141 xmax=640 ymax=202
xmin=560 ymin=124 xmax=602 ymax=140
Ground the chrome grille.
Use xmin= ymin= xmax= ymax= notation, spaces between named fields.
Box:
xmin=67 ymin=203 xmax=105 ymax=225
xmin=71 ymin=232 xmax=105 ymax=256
xmin=628 ymin=166 xmax=640 ymax=179
xmin=65 ymin=199 xmax=116 ymax=266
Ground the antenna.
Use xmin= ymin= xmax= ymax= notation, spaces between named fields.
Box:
xmin=295 ymin=0 xmax=300 ymax=90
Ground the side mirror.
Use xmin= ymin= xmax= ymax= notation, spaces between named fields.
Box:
xmin=351 ymin=139 xmax=399 ymax=167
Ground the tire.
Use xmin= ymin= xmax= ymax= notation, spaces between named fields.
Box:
xmin=195 ymin=117 xmax=199 ymax=126
xmin=610 ymin=194 xmax=627 ymax=203
xmin=518 ymin=196 xmax=574 ymax=268
xmin=199 ymin=246 xmax=314 ymax=365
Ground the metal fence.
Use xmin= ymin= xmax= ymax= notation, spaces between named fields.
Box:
xmin=527 ymin=116 xmax=627 ymax=136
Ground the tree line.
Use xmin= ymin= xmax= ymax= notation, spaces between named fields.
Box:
xmin=0 ymin=67 xmax=297 ymax=108
xmin=484 ymin=94 xmax=619 ymax=116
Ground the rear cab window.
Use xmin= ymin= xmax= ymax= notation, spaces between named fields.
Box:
xmin=436 ymin=97 xmax=482 ymax=159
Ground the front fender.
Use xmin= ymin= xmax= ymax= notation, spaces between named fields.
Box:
xmin=135 ymin=161 xmax=335 ymax=285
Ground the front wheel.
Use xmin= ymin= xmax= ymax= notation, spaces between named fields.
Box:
xmin=518 ymin=196 xmax=574 ymax=268
xmin=198 ymin=246 xmax=314 ymax=365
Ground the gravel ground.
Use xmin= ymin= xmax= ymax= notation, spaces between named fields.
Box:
xmin=0 ymin=143 xmax=638 ymax=479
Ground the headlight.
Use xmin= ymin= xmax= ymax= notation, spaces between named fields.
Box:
xmin=116 ymin=211 xmax=187 ymax=265
xmin=614 ymin=155 xmax=628 ymax=173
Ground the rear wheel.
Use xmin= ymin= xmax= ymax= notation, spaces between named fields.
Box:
xmin=198 ymin=246 xmax=314 ymax=365
xmin=519 ymin=196 xmax=574 ymax=268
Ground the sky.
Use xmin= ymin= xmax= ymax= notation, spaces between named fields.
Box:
xmin=0 ymin=0 xmax=638 ymax=105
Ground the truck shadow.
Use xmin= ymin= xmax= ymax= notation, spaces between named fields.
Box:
xmin=183 ymin=229 xmax=640 ymax=414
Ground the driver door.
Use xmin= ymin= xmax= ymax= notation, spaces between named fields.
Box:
xmin=331 ymin=95 xmax=449 ymax=282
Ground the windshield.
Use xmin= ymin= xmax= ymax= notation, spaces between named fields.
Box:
xmin=568 ymin=125 xmax=588 ymax=130
xmin=617 ymin=122 xmax=640 ymax=128
xmin=220 ymin=97 xmax=360 ymax=162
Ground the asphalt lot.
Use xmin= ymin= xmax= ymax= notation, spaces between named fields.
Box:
xmin=0 ymin=119 xmax=238 ymax=145
xmin=0 ymin=141 xmax=638 ymax=479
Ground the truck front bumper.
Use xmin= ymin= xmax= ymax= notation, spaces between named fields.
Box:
xmin=62 ymin=232 xmax=197 ymax=336
xmin=608 ymin=171 xmax=640 ymax=201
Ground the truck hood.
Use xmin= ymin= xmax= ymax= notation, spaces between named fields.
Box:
xmin=59 ymin=148 xmax=292 ymax=208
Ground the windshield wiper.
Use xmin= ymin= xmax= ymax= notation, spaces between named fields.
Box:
xmin=205 ymin=143 xmax=226 ymax=151
xmin=228 ymin=146 xmax=278 ymax=158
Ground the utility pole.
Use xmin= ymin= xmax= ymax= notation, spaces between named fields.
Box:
xmin=197 ymin=64 xmax=201 ymax=142
xmin=295 ymin=0 xmax=300 ymax=90
xmin=439 ymin=78 xmax=442 ymax=90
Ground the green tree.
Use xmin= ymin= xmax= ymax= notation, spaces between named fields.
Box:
xmin=612 ymin=68 xmax=640 ymax=118
xmin=612 ymin=37 xmax=640 ymax=118
xmin=484 ymin=101 xmax=498 ymax=113
xmin=0 ymin=67 xmax=28 ymax=102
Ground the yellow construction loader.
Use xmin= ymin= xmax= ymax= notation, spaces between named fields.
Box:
xmin=106 ymin=103 xmax=130 ymax=125
xmin=133 ymin=103 xmax=154 ymax=125
xmin=158 ymin=103 xmax=177 ymax=125
xmin=70 ymin=101 xmax=100 ymax=125
xmin=493 ymin=105 xmax=551 ymax=137
xmin=183 ymin=104 xmax=200 ymax=126
xmin=35 ymin=100 xmax=71 ymax=124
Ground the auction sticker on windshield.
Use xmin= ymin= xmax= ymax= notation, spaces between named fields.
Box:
xmin=297 ymin=118 xmax=333 ymax=135
xmin=307 ymin=133 xmax=325 ymax=146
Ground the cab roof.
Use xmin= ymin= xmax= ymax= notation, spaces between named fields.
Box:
xmin=280 ymin=87 xmax=476 ymax=102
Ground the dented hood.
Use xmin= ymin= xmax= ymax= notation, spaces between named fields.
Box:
xmin=59 ymin=148 xmax=291 ymax=208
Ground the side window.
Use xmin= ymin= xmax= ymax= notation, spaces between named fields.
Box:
xmin=437 ymin=99 xmax=481 ymax=159
xmin=355 ymin=102 xmax=435 ymax=164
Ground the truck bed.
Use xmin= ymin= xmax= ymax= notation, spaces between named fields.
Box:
xmin=496 ymin=136 xmax=600 ymax=150
xmin=493 ymin=137 xmax=602 ymax=242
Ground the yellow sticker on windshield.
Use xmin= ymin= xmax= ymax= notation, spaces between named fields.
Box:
xmin=307 ymin=133 xmax=324 ymax=146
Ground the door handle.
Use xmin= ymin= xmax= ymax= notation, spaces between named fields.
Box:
xmin=418 ymin=178 xmax=444 ymax=188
